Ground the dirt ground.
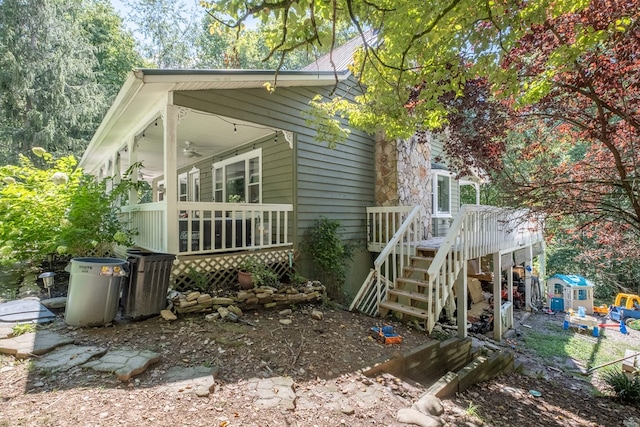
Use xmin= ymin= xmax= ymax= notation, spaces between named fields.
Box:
xmin=2 ymin=283 xmax=640 ymax=426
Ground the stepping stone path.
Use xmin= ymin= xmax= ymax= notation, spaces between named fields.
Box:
xmin=159 ymin=366 xmax=219 ymax=397
xmin=0 ymin=331 xmax=74 ymax=358
xmin=34 ymin=345 xmax=107 ymax=372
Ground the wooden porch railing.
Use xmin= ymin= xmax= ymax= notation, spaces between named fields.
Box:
xmin=350 ymin=205 xmax=423 ymax=314
xmin=352 ymin=204 xmax=544 ymax=332
xmin=121 ymin=202 xmax=293 ymax=255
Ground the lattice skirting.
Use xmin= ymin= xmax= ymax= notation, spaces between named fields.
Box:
xmin=171 ymin=248 xmax=298 ymax=290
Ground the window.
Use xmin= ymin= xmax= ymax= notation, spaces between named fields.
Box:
xmin=212 ymin=148 xmax=262 ymax=203
xmin=178 ymin=173 xmax=188 ymax=201
xmin=432 ymin=172 xmax=451 ymax=216
xmin=189 ymin=167 xmax=200 ymax=202
xmin=157 ymin=180 xmax=165 ymax=202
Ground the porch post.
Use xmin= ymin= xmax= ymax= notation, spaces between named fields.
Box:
xmin=525 ymin=245 xmax=533 ymax=311
xmin=127 ymin=136 xmax=138 ymax=206
xmin=455 ymin=261 xmax=468 ymax=338
xmin=539 ymin=241 xmax=547 ymax=300
xmin=164 ymin=95 xmax=179 ymax=254
xmin=493 ymin=252 xmax=502 ymax=340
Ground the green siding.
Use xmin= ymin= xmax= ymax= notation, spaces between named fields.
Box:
xmin=174 ymin=82 xmax=376 ymax=286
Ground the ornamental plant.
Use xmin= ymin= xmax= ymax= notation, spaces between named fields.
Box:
xmin=0 ymin=148 xmax=136 ymax=266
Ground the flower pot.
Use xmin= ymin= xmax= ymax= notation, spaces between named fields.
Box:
xmin=238 ymin=270 xmax=254 ymax=289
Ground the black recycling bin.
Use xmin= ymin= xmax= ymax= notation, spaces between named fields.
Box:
xmin=122 ymin=250 xmax=176 ymax=319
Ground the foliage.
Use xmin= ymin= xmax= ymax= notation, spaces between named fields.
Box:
xmin=239 ymin=257 xmax=279 ymax=287
xmin=0 ymin=149 xmax=136 ymax=265
xmin=125 ymin=0 xmax=199 ymax=68
xmin=0 ymin=151 xmax=82 ymax=264
xmin=205 ymin=0 xmax=640 ymax=268
xmin=79 ymin=0 xmax=146 ymax=98
xmin=186 ymin=267 xmax=211 ymax=292
xmin=304 ymin=217 xmax=353 ymax=301
xmin=0 ymin=0 xmax=110 ymax=164
xmin=11 ymin=323 xmax=35 ymax=336
xmin=601 ymin=369 xmax=640 ymax=404
xmin=56 ymin=172 xmax=137 ymax=257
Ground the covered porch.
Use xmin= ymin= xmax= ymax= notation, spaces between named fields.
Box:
xmin=79 ymin=70 xmax=328 ymax=258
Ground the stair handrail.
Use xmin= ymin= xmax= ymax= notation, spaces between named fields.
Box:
xmin=350 ymin=205 xmax=422 ymax=314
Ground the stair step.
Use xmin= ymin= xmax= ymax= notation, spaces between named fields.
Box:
xmin=411 ymin=256 xmax=434 ymax=264
xmin=388 ymin=288 xmax=430 ymax=304
xmin=403 ymin=266 xmax=430 ymax=277
xmin=396 ymin=277 xmax=431 ymax=289
xmin=379 ymin=300 xmax=430 ymax=319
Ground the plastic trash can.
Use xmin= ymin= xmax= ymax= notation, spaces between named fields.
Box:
xmin=64 ymin=257 xmax=128 ymax=327
xmin=121 ymin=250 xmax=176 ymax=319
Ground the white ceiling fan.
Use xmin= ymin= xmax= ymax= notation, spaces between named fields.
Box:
xmin=182 ymin=141 xmax=202 ymax=158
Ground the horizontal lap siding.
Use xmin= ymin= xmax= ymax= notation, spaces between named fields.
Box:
xmin=174 ymin=81 xmax=375 ymax=246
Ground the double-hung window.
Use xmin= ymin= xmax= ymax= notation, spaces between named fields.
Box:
xmin=432 ymin=171 xmax=452 ymax=217
xmin=212 ymin=148 xmax=262 ymax=203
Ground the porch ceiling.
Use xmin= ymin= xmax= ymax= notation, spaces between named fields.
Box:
xmin=124 ymin=112 xmax=276 ymax=180
xmin=81 ymin=68 xmax=345 ymax=178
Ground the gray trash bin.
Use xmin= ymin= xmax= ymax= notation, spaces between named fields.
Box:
xmin=64 ymin=257 xmax=128 ymax=327
xmin=121 ymin=250 xmax=175 ymax=319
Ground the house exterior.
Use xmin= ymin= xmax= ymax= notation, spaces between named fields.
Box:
xmin=80 ymin=68 xmax=378 ymax=294
xmin=81 ymin=45 xmax=545 ymax=339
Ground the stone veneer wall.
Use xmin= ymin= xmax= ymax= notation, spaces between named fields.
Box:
xmin=375 ymin=131 xmax=399 ymax=206
xmin=375 ymin=132 xmax=433 ymax=240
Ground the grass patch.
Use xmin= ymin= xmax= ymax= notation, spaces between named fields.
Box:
xmin=11 ymin=323 xmax=36 ymax=336
xmin=522 ymin=325 xmax=640 ymax=372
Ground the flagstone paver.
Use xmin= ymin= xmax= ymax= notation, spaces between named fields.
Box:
xmin=82 ymin=349 xmax=161 ymax=381
xmin=34 ymin=345 xmax=106 ymax=372
xmin=159 ymin=365 xmax=219 ymax=397
xmin=0 ymin=331 xmax=74 ymax=358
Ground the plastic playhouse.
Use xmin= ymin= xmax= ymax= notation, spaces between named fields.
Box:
xmin=547 ymin=274 xmax=595 ymax=315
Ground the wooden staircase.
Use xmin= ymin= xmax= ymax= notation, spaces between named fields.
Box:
xmin=378 ymin=248 xmax=451 ymax=325
xmin=352 ymin=204 xmax=545 ymax=335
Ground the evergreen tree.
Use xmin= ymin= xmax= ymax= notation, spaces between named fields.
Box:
xmin=0 ymin=0 xmax=108 ymax=164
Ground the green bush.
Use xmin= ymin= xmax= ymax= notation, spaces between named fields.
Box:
xmin=239 ymin=257 xmax=279 ymax=287
xmin=305 ymin=217 xmax=353 ymax=301
xmin=0 ymin=149 xmax=137 ymax=265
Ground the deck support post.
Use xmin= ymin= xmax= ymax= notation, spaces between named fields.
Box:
xmin=492 ymin=252 xmax=503 ymax=340
xmin=164 ymin=95 xmax=179 ymax=254
xmin=455 ymin=261 xmax=468 ymax=338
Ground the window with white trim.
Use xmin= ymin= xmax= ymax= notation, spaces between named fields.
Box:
xmin=212 ymin=148 xmax=262 ymax=203
xmin=432 ymin=172 xmax=451 ymax=216
xmin=189 ymin=167 xmax=200 ymax=202
xmin=178 ymin=173 xmax=188 ymax=201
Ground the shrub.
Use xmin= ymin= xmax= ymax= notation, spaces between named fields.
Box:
xmin=305 ymin=217 xmax=353 ymax=301
xmin=0 ymin=149 xmax=138 ymax=265
xmin=601 ymin=368 xmax=640 ymax=404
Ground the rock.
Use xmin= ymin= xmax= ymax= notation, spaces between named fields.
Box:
xmin=311 ymin=310 xmax=324 ymax=320
xmin=413 ymin=393 xmax=444 ymax=416
xmin=185 ymin=292 xmax=201 ymax=302
xmin=211 ymin=297 xmax=234 ymax=305
xmin=397 ymin=408 xmax=444 ymax=427
xmin=40 ymin=297 xmax=67 ymax=309
xmin=205 ymin=313 xmax=220 ymax=322
xmin=160 ymin=309 xmax=177 ymax=321
xmin=264 ymin=302 xmax=277 ymax=309
xmin=197 ymin=294 xmax=212 ymax=304
xmin=227 ymin=305 xmax=243 ymax=317
xmin=83 ymin=349 xmax=161 ymax=381
xmin=217 ymin=307 xmax=229 ymax=318
xmin=279 ymin=309 xmax=292 ymax=316
xmin=179 ymin=299 xmax=197 ymax=308
xmin=279 ymin=319 xmax=292 ymax=325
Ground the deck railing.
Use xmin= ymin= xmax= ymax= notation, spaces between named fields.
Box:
xmin=353 ymin=204 xmax=544 ymax=331
xmin=121 ymin=202 xmax=293 ymax=255
xmin=350 ymin=205 xmax=423 ymax=313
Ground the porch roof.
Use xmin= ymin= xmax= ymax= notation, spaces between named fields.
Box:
xmin=80 ymin=68 xmax=349 ymax=176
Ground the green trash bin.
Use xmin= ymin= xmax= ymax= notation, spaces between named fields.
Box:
xmin=64 ymin=257 xmax=128 ymax=327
